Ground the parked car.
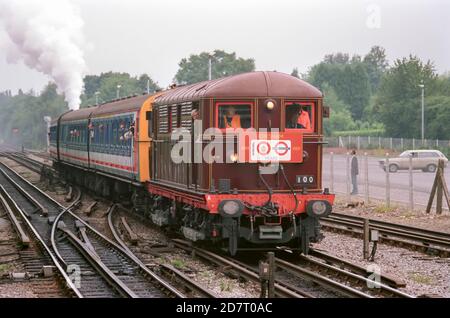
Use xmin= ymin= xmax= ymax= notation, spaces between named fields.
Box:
xmin=379 ymin=150 xmax=448 ymax=173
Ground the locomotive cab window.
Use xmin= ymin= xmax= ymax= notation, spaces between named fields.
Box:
xmin=285 ymin=102 xmax=314 ymax=132
xmin=217 ymin=103 xmax=252 ymax=129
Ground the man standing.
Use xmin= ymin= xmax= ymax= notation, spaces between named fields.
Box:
xmin=351 ymin=150 xmax=359 ymax=195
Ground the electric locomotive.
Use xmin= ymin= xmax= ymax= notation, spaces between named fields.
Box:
xmin=50 ymin=71 xmax=334 ymax=255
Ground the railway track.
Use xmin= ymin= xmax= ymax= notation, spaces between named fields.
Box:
xmin=0 ymin=160 xmax=184 ymax=298
xmin=277 ymin=249 xmax=412 ymax=298
xmin=321 ymin=213 xmax=450 ymax=257
xmin=0 ymin=172 xmax=81 ymax=297
xmin=105 ymin=205 xmax=415 ymax=298
xmin=1 ymin=152 xmax=45 ymax=174
xmin=0 ymin=186 xmax=71 ymax=297
xmin=107 ymin=204 xmax=218 ymax=298
xmin=171 ymin=239 xmax=413 ymax=298
xmin=0 ymin=151 xmax=419 ymax=298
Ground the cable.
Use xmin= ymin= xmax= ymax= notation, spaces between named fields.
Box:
xmin=242 ymin=166 xmax=277 ymax=216
xmin=369 ymin=241 xmax=378 ymax=262
xmin=258 ymin=167 xmax=273 ymax=208
xmin=280 ymin=164 xmax=299 ymax=214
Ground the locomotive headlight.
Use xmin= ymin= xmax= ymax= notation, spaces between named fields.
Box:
xmin=219 ymin=200 xmax=244 ymax=218
xmin=229 ymin=153 xmax=238 ymax=163
xmin=266 ymin=100 xmax=275 ymax=110
xmin=306 ymin=200 xmax=332 ymax=218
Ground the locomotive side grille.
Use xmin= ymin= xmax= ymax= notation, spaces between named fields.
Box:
xmin=171 ymin=104 xmax=178 ymax=128
xmin=181 ymin=102 xmax=193 ymax=130
xmin=158 ymin=105 xmax=169 ymax=133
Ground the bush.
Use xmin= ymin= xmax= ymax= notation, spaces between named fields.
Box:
xmin=332 ymin=128 xmax=385 ymax=137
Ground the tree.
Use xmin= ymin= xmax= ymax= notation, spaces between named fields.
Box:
xmin=374 ymin=55 xmax=437 ymax=137
xmin=426 ymin=95 xmax=450 ymax=139
xmin=323 ymin=52 xmax=350 ymax=64
xmin=174 ymin=50 xmax=255 ymax=85
xmin=308 ymin=59 xmax=371 ymax=120
xmin=80 ymin=72 xmax=161 ymax=107
xmin=363 ymin=45 xmax=389 ymax=91
xmin=137 ymin=74 xmax=159 ymax=94
xmin=322 ymin=84 xmax=356 ymax=135
xmin=0 ymin=83 xmax=68 ymax=149
xmin=291 ymin=68 xmax=300 ymax=78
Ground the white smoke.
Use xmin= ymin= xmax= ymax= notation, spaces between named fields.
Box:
xmin=0 ymin=0 xmax=87 ymax=110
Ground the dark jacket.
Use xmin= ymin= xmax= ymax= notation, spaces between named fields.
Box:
xmin=351 ymin=155 xmax=359 ymax=175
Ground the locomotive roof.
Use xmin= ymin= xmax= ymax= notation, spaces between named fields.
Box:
xmin=59 ymin=94 xmax=152 ymax=123
xmin=91 ymin=94 xmax=151 ymax=117
xmin=153 ymin=71 xmax=322 ymax=106
xmin=59 ymin=106 xmax=98 ymax=122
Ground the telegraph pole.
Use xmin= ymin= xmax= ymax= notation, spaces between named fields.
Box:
xmin=419 ymin=82 xmax=425 ymax=143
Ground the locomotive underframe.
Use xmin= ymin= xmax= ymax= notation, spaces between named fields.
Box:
xmin=55 ymin=161 xmax=325 ymax=255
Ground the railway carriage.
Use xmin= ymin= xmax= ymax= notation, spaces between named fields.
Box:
xmin=50 ymin=71 xmax=334 ymax=255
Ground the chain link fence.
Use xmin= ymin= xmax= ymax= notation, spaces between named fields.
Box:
xmin=322 ymin=152 xmax=450 ymax=213
xmin=325 ymin=136 xmax=450 ymax=152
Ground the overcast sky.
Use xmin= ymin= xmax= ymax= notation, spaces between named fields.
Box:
xmin=1 ymin=0 xmax=449 ymax=94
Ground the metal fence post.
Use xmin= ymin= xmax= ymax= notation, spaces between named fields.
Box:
xmin=330 ymin=152 xmax=334 ymax=193
xmin=368 ymin=136 xmax=371 ymax=148
xmin=413 ymin=138 xmax=415 ymax=149
xmin=267 ymin=252 xmax=275 ymax=298
xmin=401 ymin=138 xmax=404 ymax=150
xmin=409 ymin=155 xmax=414 ymax=212
xmin=357 ymin=136 xmax=360 ymax=150
xmin=378 ymin=136 xmax=381 ymax=149
xmin=390 ymin=137 xmax=393 ymax=150
xmin=436 ymin=139 xmax=439 ymax=148
xmin=363 ymin=219 xmax=370 ymax=260
xmin=346 ymin=152 xmax=350 ymax=201
xmin=365 ymin=152 xmax=369 ymax=204
xmin=385 ymin=153 xmax=390 ymax=208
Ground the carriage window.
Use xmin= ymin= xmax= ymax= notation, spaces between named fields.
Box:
xmin=285 ymin=102 xmax=314 ymax=132
xmin=217 ymin=103 xmax=252 ymax=129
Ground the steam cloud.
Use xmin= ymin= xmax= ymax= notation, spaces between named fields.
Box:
xmin=0 ymin=0 xmax=87 ymax=110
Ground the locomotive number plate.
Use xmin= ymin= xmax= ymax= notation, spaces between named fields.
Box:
xmin=296 ymin=175 xmax=315 ymax=185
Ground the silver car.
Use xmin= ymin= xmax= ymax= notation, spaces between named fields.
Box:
xmin=379 ymin=150 xmax=448 ymax=173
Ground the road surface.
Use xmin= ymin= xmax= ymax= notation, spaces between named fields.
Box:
xmin=322 ymin=153 xmax=450 ymax=211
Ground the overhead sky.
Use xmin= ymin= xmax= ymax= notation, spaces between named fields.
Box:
xmin=0 ymin=0 xmax=449 ymax=94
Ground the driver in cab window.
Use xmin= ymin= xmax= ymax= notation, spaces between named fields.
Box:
xmin=286 ymin=103 xmax=311 ymax=130
xmin=297 ymin=106 xmax=311 ymax=130
xmin=223 ymin=106 xmax=241 ymax=129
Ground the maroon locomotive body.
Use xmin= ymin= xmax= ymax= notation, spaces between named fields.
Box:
xmin=51 ymin=71 xmax=335 ymax=255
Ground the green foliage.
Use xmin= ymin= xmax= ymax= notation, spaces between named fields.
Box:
xmin=174 ymin=50 xmax=255 ymax=85
xmin=424 ymin=95 xmax=450 ymax=139
xmin=0 ymin=83 xmax=68 ymax=149
xmin=322 ymin=84 xmax=356 ymax=135
xmin=291 ymin=67 xmax=300 ymax=78
xmin=80 ymin=72 xmax=160 ymax=107
xmin=373 ymin=55 xmax=438 ymax=138
xmin=363 ymin=45 xmax=389 ymax=92
xmin=0 ymin=72 xmax=161 ymax=149
xmin=332 ymin=128 xmax=385 ymax=137
xmin=308 ymin=53 xmax=372 ymax=120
